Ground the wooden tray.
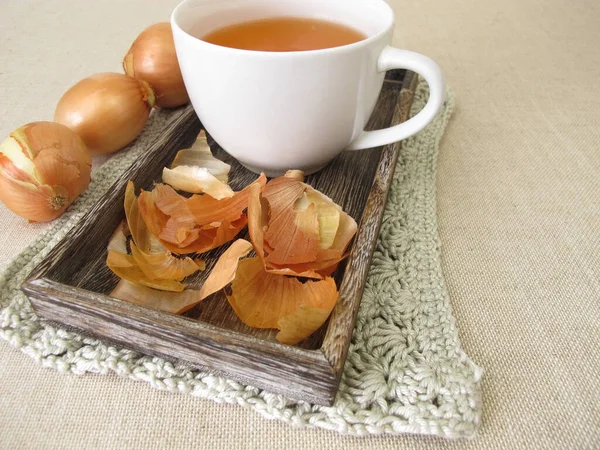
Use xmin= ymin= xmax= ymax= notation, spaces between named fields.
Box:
xmin=22 ymin=69 xmax=417 ymax=406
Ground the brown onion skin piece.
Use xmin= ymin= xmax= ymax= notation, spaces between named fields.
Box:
xmin=54 ymin=73 xmax=155 ymax=156
xmin=123 ymin=23 xmax=189 ymax=109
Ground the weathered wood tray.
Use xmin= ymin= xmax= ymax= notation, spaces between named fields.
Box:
xmin=22 ymin=69 xmax=417 ymax=406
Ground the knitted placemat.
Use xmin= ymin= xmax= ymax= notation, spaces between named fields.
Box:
xmin=0 ymin=80 xmax=482 ymax=439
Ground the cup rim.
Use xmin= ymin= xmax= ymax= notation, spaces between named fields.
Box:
xmin=171 ymin=0 xmax=394 ymax=57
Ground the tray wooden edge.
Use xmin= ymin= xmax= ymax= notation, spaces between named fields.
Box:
xmin=321 ymin=71 xmax=418 ymax=376
xmin=23 ymin=277 xmax=337 ymax=405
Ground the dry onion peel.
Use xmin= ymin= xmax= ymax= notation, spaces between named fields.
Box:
xmin=262 ymin=175 xmax=320 ymax=265
xmin=130 ymin=241 xmax=205 ymax=281
xmin=0 ymin=122 xmax=91 ymax=222
xmin=197 ymin=239 xmax=253 ymax=300
xmin=276 ymin=305 xmax=336 ymax=345
xmin=247 ymin=182 xmax=266 ymax=260
xmin=262 ymin=257 xmax=344 ymax=279
xmin=160 ymin=221 xmax=201 ymax=250
xmin=124 ymin=181 xmax=153 ymax=252
xmin=138 ymin=174 xmax=265 ymax=254
xmin=138 ymin=185 xmax=185 ymax=251
xmin=248 ymin=179 xmax=327 ymax=278
xmin=139 ymin=183 xmax=247 ymax=254
xmin=159 ymin=222 xmax=242 ymax=255
xmin=247 ymin=170 xmax=357 ymax=279
xmin=152 ymin=183 xmax=194 ymax=225
xmin=55 ymin=73 xmax=155 ymax=156
xmin=227 ymin=257 xmax=338 ymax=343
xmin=162 ymin=131 xmax=233 ymax=198
xmin=107 ymin=251 xmax=185 ymax=292
xmin=184 ymin=173 xmax=267 ymax=224
xmin=162 ymin=166 xmax=234 ymax=199
xmin=305 ymin=185 xmax=358 ymax=257
xmin=124 ymin=182 xmax=205 ymax=278
xmin=282 ymin=170 xmax=304 ymax=182
xmin=107 ymin=180 xmax=206 ymax=292
xmin=171 ymin=131 xmax=230 ymax=182
xmin=198 ymin=240 xmax=338 ymax=343
xmin=106 ymin=223 xmax=186 ymax=292
xmin=106 ymin=167 xmax=348 ymax=344
xmin=110 ymin=279 xmax=201 ymax=314
xmin=107 ymin=222 xmax=130 ymax=253
xmin=295 ymin=190 xmax=340 ymax=249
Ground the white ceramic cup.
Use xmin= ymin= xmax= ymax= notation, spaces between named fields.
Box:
xmin=172 ymin=0 xmax=444 ymax=177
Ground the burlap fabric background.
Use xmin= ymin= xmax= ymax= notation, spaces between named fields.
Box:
xmin=1 ymin=0 xmax=599 ymax=448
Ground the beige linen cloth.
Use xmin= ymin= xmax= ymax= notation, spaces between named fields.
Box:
xmin=0 ymin=0 xmax=599 ymax=449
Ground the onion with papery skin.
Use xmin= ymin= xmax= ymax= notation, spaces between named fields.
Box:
xmin=0 ymin=121 xmax=91 ymax=222
xmin=124 ymin=22 xmax=189 ymax=108
xmin=55 ymin=73 xmax=155 ymax=156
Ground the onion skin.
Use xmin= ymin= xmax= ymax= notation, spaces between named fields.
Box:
xmin=124 ymin=23 xmax=189 ymax=109
xmin=54 ymin=73 xmax=155 ymax=156
xmin=0 ymin=121 xmax=91 ymax=222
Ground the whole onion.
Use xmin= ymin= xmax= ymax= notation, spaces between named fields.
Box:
xmin=54 ymin=72 xmax=155 ymax=156
xmin=123 ymin=23 xmax=189 ymax=108
xmin=0 ymin=121 xmax=91 ymax=222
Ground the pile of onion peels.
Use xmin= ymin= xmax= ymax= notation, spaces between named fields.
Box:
xmin=107 ymin=132 xmax=357 ymax=345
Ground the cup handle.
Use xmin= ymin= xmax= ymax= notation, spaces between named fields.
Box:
xmin=346 ymin=46 xmax=445 ymax=151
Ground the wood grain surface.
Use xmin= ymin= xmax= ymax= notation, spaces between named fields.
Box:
xmin=23 ymin=69 xmax=417 ymax=405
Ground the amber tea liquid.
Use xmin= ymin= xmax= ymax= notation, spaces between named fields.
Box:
xmin=200 ymin=16 xmax=366 ymax=52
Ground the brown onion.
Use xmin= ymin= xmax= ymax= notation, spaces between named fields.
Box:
xmin=0 ymin=121 xmax=91 ymax=222
xmin=54 ymin=73 xmax=155 ymax=156
xmin=123 ymin=23 xmax=189 ymax=108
